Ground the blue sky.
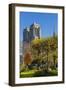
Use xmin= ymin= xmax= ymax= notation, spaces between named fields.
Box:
xmin=20 ymin=12 xmax=58 ymax=41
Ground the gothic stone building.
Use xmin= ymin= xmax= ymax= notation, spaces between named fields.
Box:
xmin=23 ymin=22 xmax=41 ymax=65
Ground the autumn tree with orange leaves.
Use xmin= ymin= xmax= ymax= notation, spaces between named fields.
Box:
xmin=24 ymin=52 xmax=32 ymax=65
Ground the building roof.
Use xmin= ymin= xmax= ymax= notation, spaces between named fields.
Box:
xmin=30 ymin=22 xmax=40 ymax=29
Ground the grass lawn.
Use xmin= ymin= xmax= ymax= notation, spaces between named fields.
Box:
xmin=21 ymin=70 xmax=37 ymax=75
xmin=20 ymin=70 xmax=39 ymax=77
xmin=20 ymin=69 xmax=58 ymax=78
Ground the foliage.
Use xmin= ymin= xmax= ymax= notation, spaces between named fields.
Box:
xmin=24 ymin=52 xmax=32 ymax=65
xmin=30 ymin=35 xmax=58 ymax=70
xmin=20 ymin=35 xmax=58 ymax=77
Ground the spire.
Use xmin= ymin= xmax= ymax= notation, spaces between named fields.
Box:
xmin=53 ymin=31 xmax=55 ymax=37
xmin=26 ymin=27 xmax=30 ymax=32
xmin=53 ymin=26 xmax=56 ymax=37
xmin=33 ymin=21 xmax=36 ymax=25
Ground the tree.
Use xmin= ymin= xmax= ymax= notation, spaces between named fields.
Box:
xmin=30 ymin=36 xmax=58 ymax=71
xmin=31 ymin=38 xmax=41 ymax=55
xmin=42 ymin=39 xmax=50 ymax=71
xmin=50 ymin=36 xmax=58 ymax=68
xmin=53 ymin=53 xmax=57 ymax=68
xmin=24 ymin=52 xmax=32 ymax=65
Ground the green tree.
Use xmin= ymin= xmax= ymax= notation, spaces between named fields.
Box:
xmin=50 ymin=36 xmax=58 ymax=68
